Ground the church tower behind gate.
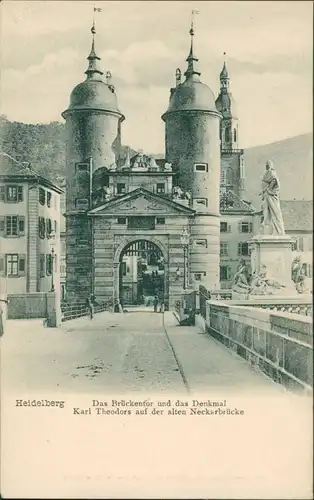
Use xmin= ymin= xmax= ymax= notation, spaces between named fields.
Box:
xmin=62 ymin=25 xmax=125 ymax=300
xmin=162 ymin=23 xmax=222 ymax=289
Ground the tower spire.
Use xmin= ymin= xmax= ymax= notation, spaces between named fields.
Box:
xmin=184 ymin=9 xmax=201 ymax=79
xmin=85 ymin=13 xmax=103 ymax=79
xmin=220 ymin=52 xmax=229 ymax=89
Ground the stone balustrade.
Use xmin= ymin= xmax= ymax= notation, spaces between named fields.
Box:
xmin=203 ymin=300 xmax=313 ymax=393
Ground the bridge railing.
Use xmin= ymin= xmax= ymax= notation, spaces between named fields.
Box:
xmin=61 ymin=300 xmax=113 ymax=322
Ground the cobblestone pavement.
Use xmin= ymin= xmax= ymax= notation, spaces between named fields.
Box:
xmin=1 ymin=311 xmax=286 ymax=395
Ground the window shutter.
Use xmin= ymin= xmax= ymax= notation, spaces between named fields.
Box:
xmin=0 ymin=255 xmax=5 ymax=276
xmin=17 ymin=186 xmax=23 ymax=202
xmin=0 ymin=216 xmax=4 ymax=235
xmin=238 ymin=243 xmax=241 ymax=255
xmin=18 ymin=254 xmax=26 ymax=275
xmin=18 ymin=216 xmax=25 ymax=235
xmin=227 ymin=266 xmax=232 ymax=281
xmin=228 ymin=224 xmax=231 ymax=233
xmin=0 ymin=186 xmax=5 ymax=202
xmin=249 ymin=222 xmax=253 ymax=233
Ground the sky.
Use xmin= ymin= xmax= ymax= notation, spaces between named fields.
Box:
xmin=1 ymin=0 xmax=313 ymax=153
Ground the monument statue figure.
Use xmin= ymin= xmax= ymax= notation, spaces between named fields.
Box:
xmin=291 ymin=255 xmax=308 ymax=294
xmin=250 ymin=264 xmax=285 ymax=296
xmin=259 ymin=160 xmax=285 ymax=236
xmin=231 ymin=259 xmax=251 ymax=295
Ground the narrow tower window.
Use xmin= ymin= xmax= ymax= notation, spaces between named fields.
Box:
xmin=194 ymin=163 xmax=208 ymax=172
xmin=233 ymin=128 xmax=237 ymax=143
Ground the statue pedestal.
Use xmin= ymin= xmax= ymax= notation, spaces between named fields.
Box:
xmin=249 ymin=234 xmax=296 ymax=294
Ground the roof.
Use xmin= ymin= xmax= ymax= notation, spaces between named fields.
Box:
xmin=280 ymin=200 xmax=313 ymax=231
xmin=0 ymin=152 xmax=63 ymax=193
xmin=87 ymin=187 xmax=195 ymax=216
xmin=220 ymin=189 xmax=256 ymax=214
xmin=162 ymin=76 xmax=220 ymax=118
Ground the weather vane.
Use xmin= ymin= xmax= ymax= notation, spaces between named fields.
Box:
xmin=190 ymin=9 xmax=199 ymax=33
xmin=92 ymin=4 xmax=102 ymax=34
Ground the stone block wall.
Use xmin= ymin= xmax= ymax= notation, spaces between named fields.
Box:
xmin=7 ymin=293 xmax=48 ymax=319
xmin=206 ymin=301 xmax=313 ymax=392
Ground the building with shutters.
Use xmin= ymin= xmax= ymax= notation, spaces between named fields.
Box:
xmin=0 ymin=152 xmax=62 ymax=294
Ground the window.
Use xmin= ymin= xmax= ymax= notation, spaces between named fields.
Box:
xmin=75 ymin=198 xmax=89 ymax=210
xmin=6 ymin=254 xmax=18 ymax=276
xmin=194 ymin=198 xmax=208 ymax=207
xmin=128 ymin=216 xmax=155 ymax=230
xmin=46 ymin=254 xmax=52 ymax=275
xmin=220 ymin=222 xmax=231 ymax=233
xmin=0 ymin=186 xmax=5 ymax=202
xmin=75 ymin=163 xmax=89 ymax=173
xmin=117 ymin=183 xmax=126 ymax=195
xmin=5 ymin=216 xmax=24 ymax=236
xmin=39 ymin=217 xmax=46 ymax=239
xmin=156 ymin=183 xmax=165 ymax=194
xmin=225 ymin=126 xmax=231 ymax=143
xmin=220 ymin=243 xmax=228 ymax=256
xmin=194 ymin=163 xmax=208 ymax=172
xmin=220 ymin=265 xmax=231 ymax=281
xmin=194 ymin=273 xmax=202 ymax=281
xmin=54 ymin=220 xmax=57 ymax=233
xmin=117 ymin=217 xmax=127 ymax=225
xmin=156 ymin=217 xmax=165 ymax=225
xmin=238 ymin=242 xmax=250 ymax=256
xmin=6 ymin=185 xmax=23 ymax=202
xmin=40 ymin=254 xmax=45 ymax=277
xmin=39 ymin=188 xmax=46 ymax=205
xmin=233 ymin=128 xmax=237 ymax=143
xmin=239 ymin=222 xmax=253 ymax=233
xmin=194 ymin=239 xmax=207 ymax=248
xmin=47 ymin=192 xmax=52 ymax=207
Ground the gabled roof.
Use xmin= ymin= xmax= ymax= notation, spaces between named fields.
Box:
xmin=220 ymin=189 xmax=256 ymax=214
xmin=0 ymin=152 xmax=63 ymax=193
xmin=88 ymin=187 xmax=195 ymax=216
xmin=281 ymin=200 xmax=313 ymax=231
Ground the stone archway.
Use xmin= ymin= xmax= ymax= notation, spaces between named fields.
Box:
xmin=113 ymin=236 xmax=169 ymax=309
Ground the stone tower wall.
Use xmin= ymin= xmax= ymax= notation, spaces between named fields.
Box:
xmin=165 ymin=111 xmax=221 ymax=215
xmin=65 ymin=111 xmax=122 ymax=212
xmin=164 ymin=110 xmax=221 ymax=290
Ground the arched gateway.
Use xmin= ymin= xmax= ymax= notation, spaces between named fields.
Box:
xmin=112 ymin=237 xmax=169 ymax=309
xmin=118 ymin=240 xmax=166 ymax=308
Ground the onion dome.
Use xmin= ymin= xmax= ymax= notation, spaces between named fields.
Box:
xmin=162 ymin=23 xmax=220 ymax=119
xmin=62 ymin=23 xmax=124 ymax=120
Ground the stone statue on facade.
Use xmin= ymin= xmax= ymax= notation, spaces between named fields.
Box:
xmin=164 ymin=162 xmax=172 ymax=171
xmin=173 ymin=186 xmax=184 ymax=200
xmin=132 ymin=151 xmax=148 ymax=171
xmin=259 ymin=160 xmax=285 ymax=236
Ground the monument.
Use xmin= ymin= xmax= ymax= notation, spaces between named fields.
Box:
xmin=248 ymin=160 xmax=295 ymax=296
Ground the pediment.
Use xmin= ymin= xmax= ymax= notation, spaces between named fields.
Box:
xmin=88 ymin=188 xmax=195 ymax=216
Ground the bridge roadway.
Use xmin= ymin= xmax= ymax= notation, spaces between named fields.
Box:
xmin=2 ymin=310 xmax=286 ymax=394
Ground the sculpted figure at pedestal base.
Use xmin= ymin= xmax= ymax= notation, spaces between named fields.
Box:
xmin=231 ymin=259 xmax=251 ymax=295
xmin=291 ymin=255 xmax=310 ymax=294
xmin=249 ymin=265 xmax=285 ymax=296
xmin=259 ymin=160 xmax=285 ymax=236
